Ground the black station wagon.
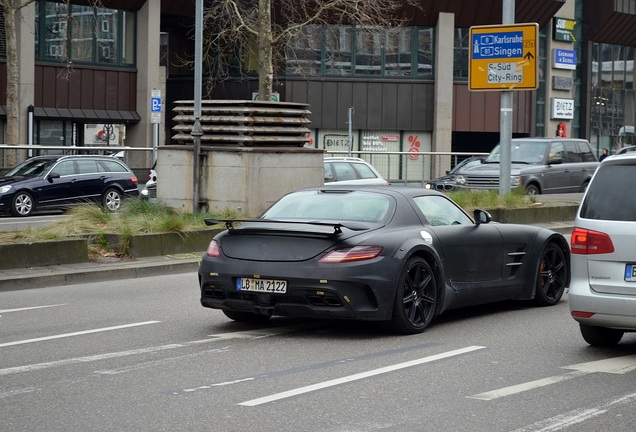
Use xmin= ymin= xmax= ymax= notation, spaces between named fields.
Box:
xmin=0 ymin=155 xmax=139 ymax=216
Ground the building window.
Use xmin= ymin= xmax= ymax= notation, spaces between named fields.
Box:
xmin=325 ymin=25 xmax=353 ymax=76
xmin=286 ymin=25 xmax=433 ymax=79
xmin=36 ymin=0 xmax=135 ymax=66
xmin=453 ymin=28 xmax=470 ymax=80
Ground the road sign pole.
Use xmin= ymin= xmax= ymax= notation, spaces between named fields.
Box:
xmin=499 ymin=0 xmax=515 ymax=196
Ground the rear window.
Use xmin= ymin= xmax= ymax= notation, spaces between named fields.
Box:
xmin=579 ymin=163 xmax=636 ymax=221
xmin=263 ymin=190 xmax=393 ymax=223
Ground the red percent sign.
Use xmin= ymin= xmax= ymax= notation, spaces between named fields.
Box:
xmin=408 ymin=135 xmax=421 ymax=160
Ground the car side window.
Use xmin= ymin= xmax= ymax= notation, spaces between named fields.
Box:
xmin=76 ymin=159 xmax=100 ymax=175
xmin=413 ymin=195 xmax=473 ymax=226
xmin=564 ymin=142 xmax=581 ymax=162
xmin=324 ymin=163 xmax=334 ymax=182
xmin=98 ymin=160 xmax=128 ymax=173
xmin=53 ymin=161 xmax=76 ymax=176
xmin=332 ymin=162 xmax=357 ymax=181
xmin=578 ymin=142 xmax=597 ymax=162
xmin=549 ymin=142 xmax=565 ymax=162
xmin=351 ymin=163 xmax=378 ymax=180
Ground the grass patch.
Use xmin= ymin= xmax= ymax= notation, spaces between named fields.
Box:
xmin=447 ymin=188 xmax=536 ymax=212
xmin=0 ymin=198 xmax=243 ymax=258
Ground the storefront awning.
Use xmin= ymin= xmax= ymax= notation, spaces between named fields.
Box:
xmin=33 ymin=107 xmax=141 ymax=124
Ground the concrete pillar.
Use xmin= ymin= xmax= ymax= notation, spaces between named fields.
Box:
xmin=127 ymin=0 xmax=165 ymax=168
xmin=545 ymin=1 xmax=576 ymax=138
xmin=16 ymin=3 xmax=36 ymax=145
xmin=433 ymin=12 xmax=455 ymax=178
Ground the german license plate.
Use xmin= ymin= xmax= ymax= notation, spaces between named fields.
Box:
xmin=625 ymin=264 xmax=636 ymax=282
xmin=236 ymin=277 xmax=287 ymax=293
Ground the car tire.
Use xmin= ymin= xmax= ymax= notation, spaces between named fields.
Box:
xmin=222 ymin=310 xmax=271 ymax=323
xmin=580 ymin=180 xmax=590 ymax=193
xmin=534 ymin=242 xmax=568 ymax=306
xmin=103 ymin=188 xmax=123 ymax=212
xmin=526 ymin=184 xmax=540 ymax=195
xmin=579 ymin=323 xmax=624 ymax=346
xmin=11 ymin=191 xmax=35 ymax=217
xmin=390 ymin=257 xmax=437 ymax=334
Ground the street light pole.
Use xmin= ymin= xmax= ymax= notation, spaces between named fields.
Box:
xmin=499 ymin=0 xmax=514 ymax=196
xmin=191 ymin=0 xmax=203 ymax=214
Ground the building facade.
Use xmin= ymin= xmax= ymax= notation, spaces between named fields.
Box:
xmin=0 ymin=0 xmax=634 ymax=180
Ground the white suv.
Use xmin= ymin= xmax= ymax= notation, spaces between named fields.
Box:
xmin=323 ymin=157 xmax=390 ymax=185
xmin=569 ymin=153 xmax=636 ymax=346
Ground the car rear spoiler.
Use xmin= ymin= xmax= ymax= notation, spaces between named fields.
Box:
xmin=204 ymin=218 xmax=370 ymax=235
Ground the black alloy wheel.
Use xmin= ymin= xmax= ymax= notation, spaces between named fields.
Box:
xmin=391 ymin=257 xmax=437 ymax=334
xmin=11 ymin=191 xmax=35 ymax=217
xmin=534 ymin=242 xmax=568 ymax=306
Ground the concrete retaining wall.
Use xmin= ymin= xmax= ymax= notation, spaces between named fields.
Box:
xmin=0 ymin=205 xmax=578 ymax=269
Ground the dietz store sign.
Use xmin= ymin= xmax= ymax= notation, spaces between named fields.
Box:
xmin=551 ymin=98 xmax=575 ymax=120
xmin=553 ymin=17 xmax=577 ymax=42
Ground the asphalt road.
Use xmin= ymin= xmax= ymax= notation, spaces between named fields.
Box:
xmin=2 ymin=272 xmax=635 ymax=432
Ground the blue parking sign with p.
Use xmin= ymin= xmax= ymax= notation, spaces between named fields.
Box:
xmin=151 ymin=97 xmax=161 ymax=112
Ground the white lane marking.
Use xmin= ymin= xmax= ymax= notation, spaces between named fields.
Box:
xmin=0 ymin=321 xmax=160 ymax=348
xmin=0 ymin=344 xmax=184 ymax=376
xmin=0 ymin=327 xmax=300 ymax=377
xmin=563 ymin=354 xmax=636 ymax=374
xmin=179 ymin=377 xmax=255 ymax=394
xmin=0 ymin=304 xmax=66 ymax=314
xmin=469 ymin=354 xmax=636 ymax=401
xmin=238 ymin=345 xmax=486 ymax=407
xmin=468 ymin=371 xmax=589 ymax=401
xmin=509 ymin=392 xmax=636 ymax=432
xmin=95 ymin=346 xmax=232 ymax=375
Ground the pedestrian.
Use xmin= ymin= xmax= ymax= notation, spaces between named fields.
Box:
xmin=599 ymin=148 xmax=609 ymax=161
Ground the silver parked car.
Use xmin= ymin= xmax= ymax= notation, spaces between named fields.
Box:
xmin=323 ymin=157 xmax=390 ymax=185
xmin=569 ymin=153 xmax=636 ymax=346
xmin=457 ymin=138 xmax=599 ymax=194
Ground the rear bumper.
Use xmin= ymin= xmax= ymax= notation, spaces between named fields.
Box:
xmin=198 ymin=256 xmax=400 ymax=321
xmin=569 ymin=281 xmax=636 ymax=330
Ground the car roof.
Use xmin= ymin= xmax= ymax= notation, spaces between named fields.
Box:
xmin=25 ymin=154 xmax=126 ymax=162
xmin=301 ymin=184 xmax=446 ymax=199
xmin=511 ymin=137 xmax=589 ymax=142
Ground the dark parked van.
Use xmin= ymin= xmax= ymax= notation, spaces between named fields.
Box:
xmin=457 ymin=138 xmax=599 ymax=194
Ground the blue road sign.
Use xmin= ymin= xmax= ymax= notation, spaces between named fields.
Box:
xmin=151 ymin=97 xmax=162 ymax=113
xmin=472 ymin=31 xmax=524 ymax=60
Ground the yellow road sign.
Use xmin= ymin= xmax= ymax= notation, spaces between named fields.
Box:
xmin=469 ymin=23 xmax=539 ymax=91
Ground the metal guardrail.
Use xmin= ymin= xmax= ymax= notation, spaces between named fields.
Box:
xmin=0 ymin=145 xmax=154 ymax=168
xmin=0 ymin=145 xmax=488 ymax=186
xmin=325 ymin=150 xmax=489 ymax=186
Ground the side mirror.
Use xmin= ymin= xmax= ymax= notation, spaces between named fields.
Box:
xmin=473 ymin=209 xmax=492 ymax=225
xmin=548 ymin=157 xmax=563 ymax=165
xmin=47 ymin=172 xmax=61 ymax=180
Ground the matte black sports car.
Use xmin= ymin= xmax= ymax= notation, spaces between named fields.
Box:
xmin=198 ymin=186 xmax=570 ymax=334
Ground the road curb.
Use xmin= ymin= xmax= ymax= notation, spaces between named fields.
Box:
xmin=0 ymin=257 xmax=201 ymax=292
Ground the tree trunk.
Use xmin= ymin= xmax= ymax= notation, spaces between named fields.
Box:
xmin=4 ymin=1 xmax=20 ymax=166
xmin=257 ymin=0 xmax=273 ymax=101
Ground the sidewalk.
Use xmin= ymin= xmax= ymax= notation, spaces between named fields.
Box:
xmin=0 ymin=252 xmax=204 ymax=292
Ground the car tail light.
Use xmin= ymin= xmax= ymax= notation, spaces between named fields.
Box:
xmin=571 ymin=311 xmax=595 ymax=319
xmin=206 ymin=240 xmax=221 ymax=257
xmin=318 ymin=246 xmax=383 ymax=263
xmin=130 ymin=175 xmax=138 ymax=186
xmin=570 ymin=228 xmax=615 ymax=255
xmin=147 ymin=171 xmax=152 ymax=181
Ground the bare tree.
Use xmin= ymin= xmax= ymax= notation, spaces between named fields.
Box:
xmin=1 ymin=0 xmax=35 ymax=166
xmin=200 ymin=0 xmax=420 ymax=101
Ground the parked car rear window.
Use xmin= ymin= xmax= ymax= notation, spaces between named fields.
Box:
xmin=579 ymin=164 xmax=636 ymax=221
